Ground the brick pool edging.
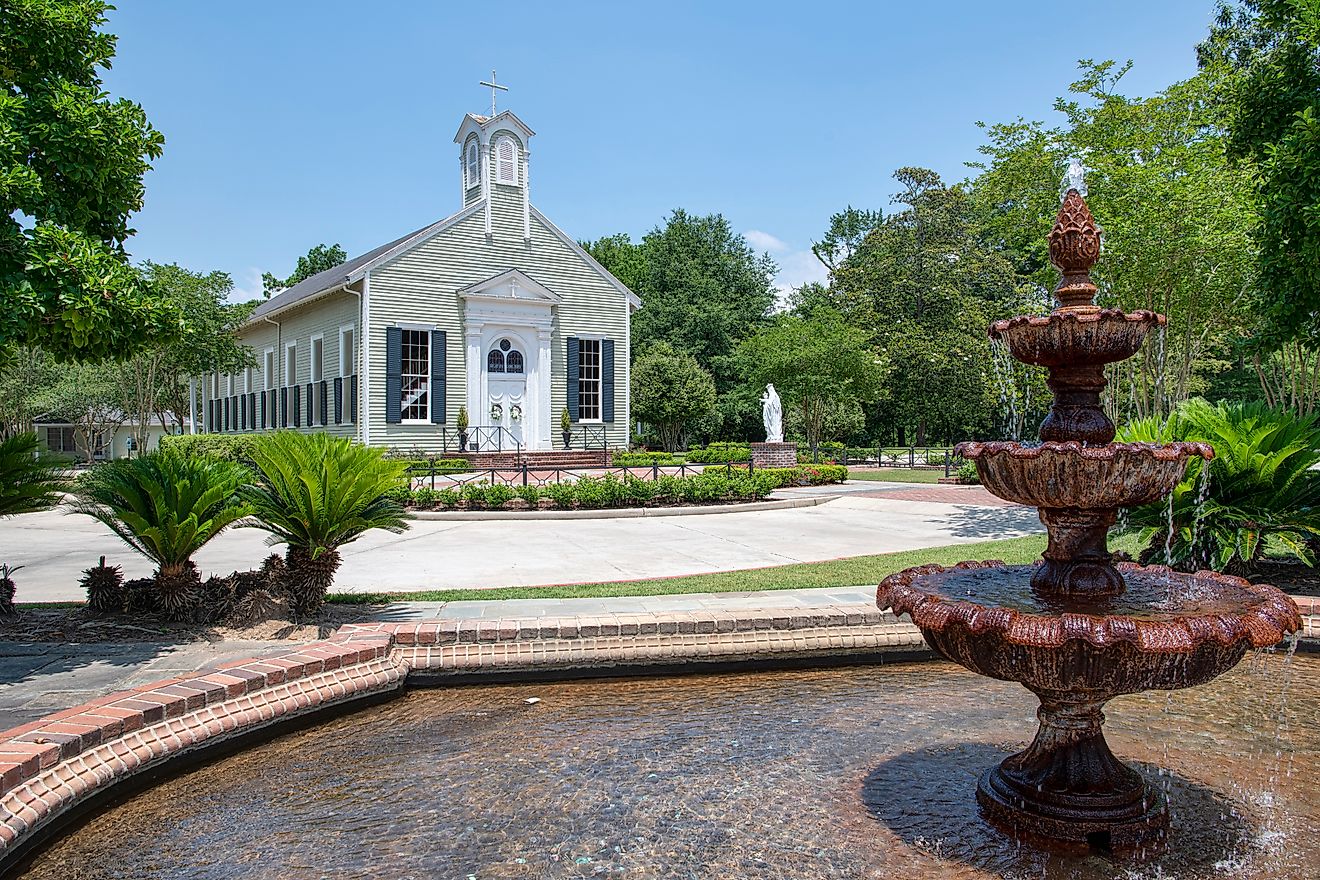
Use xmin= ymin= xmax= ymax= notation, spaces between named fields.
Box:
xmin=0 ymin=630 xmax=403 ymax=866
xmin=0 ymin=596 xmax=1314 ymax=868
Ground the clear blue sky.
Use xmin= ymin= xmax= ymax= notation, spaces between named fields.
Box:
xmin=102 ymin=1 xmax=1219 ymax=300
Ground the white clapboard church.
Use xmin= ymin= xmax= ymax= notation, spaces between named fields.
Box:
xmin=197 ymin=76 xmax=639 ymax=463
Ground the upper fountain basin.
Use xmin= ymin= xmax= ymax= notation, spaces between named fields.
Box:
xmin=957 ymin=440 xmax=1214 ymax=510
xmin=990 ymin=309 xmax=1165 ymax=368
xmin=876 ymin=560 xmax=1301 ymax=697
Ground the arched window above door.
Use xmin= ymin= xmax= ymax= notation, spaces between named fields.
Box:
xmin=506 ymin=349 xmax=524 ymax=374
xmin=487 ymin=349 xmax=505 ymax=373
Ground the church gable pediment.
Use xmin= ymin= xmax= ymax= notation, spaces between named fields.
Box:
xmin=459 ymin=269 xmax=561 ymax=303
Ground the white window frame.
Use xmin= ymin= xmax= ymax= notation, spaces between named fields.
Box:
xmin=577 ymin=337 xmax=603 ymax=423
xmin=310 ymin=334 xmax=324 ymax=383
xmin=264 ymin=348 xmax=276 ymax=391
xmin=495 ymin=136 xmax=518 ymax=186
xmin=339 ymin=325 xmax=355 ymax=377
xmin=466 ymin=140 xmax=480 ymax=190
xmin=284 ymin=342 xmax=297 ymax=387
xmin=224 ymin=374 xmax=232 ymax=397
xmin=244 ymin=366 xmax=253 ymax=395
xmin=399 ymin=324 xmax=432 ymax=424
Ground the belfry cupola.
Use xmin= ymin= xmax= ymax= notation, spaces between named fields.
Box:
xmin=454 ymin=71 xmax=535 ymax=240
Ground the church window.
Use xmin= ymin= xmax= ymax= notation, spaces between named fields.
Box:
xmin=506 ymin=349 xmax=524 ymax=374
xmin=466 ymin=141 xmax=480 ymax=189
xmin=578 ymin=338 xmax=601 ymax=420
xmin=496 ymin=136 xmax=518 ymax=185
xmin=487 ymin=349 xmax=505 ymax=373
xmin=401 ymin=329 xmax=430 ymax=421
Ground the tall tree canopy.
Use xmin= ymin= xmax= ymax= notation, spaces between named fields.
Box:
xmin=262 ymin=243 xmax=347 ymax=297
xmin=970 ymin=61 xmax=1258 ymax=424
xmin=0 ymin=0 xmax=178 ymax=360
xmin=1199 ymin=0 xmax=1320 ymax=350
xmin=584 ymin=210 xmax=778 ymax=392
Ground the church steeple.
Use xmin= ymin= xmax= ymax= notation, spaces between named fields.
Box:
xmin=453 ymin=76 xmax=535 ymax=241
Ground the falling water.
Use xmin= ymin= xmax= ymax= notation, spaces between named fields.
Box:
xmin=1185 ymin=465 xmax=1212 ymax=571
xmin=989 ymin=338 xmax=1023 ymax=440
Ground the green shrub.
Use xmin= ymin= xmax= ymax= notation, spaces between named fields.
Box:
xmin=72 ymin=450 xmax=251 ymax=619
xmin=241 ymin=433 xmax=411 ymax=614
xmin=613 ymin=451 xmax=681 ymax=466
xmin=957 ymin=461 xmax=980 ymax=484
xmin=159 ymin=433 xmax=264 ymax=467
xmin=1118 ymin=398 xmax=1320 ymax=572
xmin=482 ymin=484 xmax=516 ymax=506
xmin=709 ymin=464 xmax=847 ymax=488
xmin=0 ymin=432 xmax=67 ymax=518
xmin=685 ymin=442 xmax=751 ymax=464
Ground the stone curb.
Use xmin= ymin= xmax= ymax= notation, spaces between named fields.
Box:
xmin=408 ymin=494 xmax=837 ymax=520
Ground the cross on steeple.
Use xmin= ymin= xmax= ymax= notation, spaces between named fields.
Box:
xmin=479 ymin=70 xmax=508 ymax=117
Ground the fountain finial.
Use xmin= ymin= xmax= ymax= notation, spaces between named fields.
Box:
xmin=1047 ymin=162 xmax=1101 ymax=312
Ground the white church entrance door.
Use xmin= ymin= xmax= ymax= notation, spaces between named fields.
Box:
xmin=486 ymin=336 xmax=528 ymax=448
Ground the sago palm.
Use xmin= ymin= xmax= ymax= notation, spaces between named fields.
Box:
xmin=0 ymin=432 xmax=68 ymax=518
xmin=1119 ymin=398 xmax=1320 ymax=573
xmin=241 ymin=432 xmax=410 ymax=615
xmin=70 ymin=451 xmax=251 ymax=618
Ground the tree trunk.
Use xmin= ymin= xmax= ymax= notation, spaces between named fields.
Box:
xmin=154 ymin=561 xmax=200 ymax=621
xmin=285 ymin=547 xmax=342 ymax=617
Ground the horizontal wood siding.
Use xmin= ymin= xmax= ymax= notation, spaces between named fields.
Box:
xmin=367 ymin=183 xmax=631 ymax=453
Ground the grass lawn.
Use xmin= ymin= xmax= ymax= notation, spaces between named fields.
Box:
xmin=327 ymin=532 xmax=1148 ymax=604
xmin=845 ymin=469 xmax=945 ymax=484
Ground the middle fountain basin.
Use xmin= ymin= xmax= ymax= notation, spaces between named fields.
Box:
xmin=957 ymin=441 xmax=1215 ymax=510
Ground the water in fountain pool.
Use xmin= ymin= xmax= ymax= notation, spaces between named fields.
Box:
xmin=13 ymin=658 xmax=1318 ymax=880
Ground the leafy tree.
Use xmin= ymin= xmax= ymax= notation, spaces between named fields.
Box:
xmin=824 ymin=168 xmax=1017 ymax=444
xmin=0 ymin=0 xmax=179 ymax=360
xmin=119 ymin=263 xmax=251 ymax=451
xmin=970 ymin=61 xmax=1258 ymax=425
xmin=735 ymin=308 xmax=884 ymax=451
xmin=631 ymin=343 xmax=717 ymax=451
xmin=40 ymin=361 xmax=125 ymax=460
xmin=585 ymin=210 xmax=778 ymax=393
xmin=1199 ymin=0 xmax=1320 ymax=351
xmin=811 ymin=206 xmax=884 ymax=273
xmin=0 ymin=347 xmax=57 ymax=436
xmin=262 ymin=243 xmax=347 ymax=297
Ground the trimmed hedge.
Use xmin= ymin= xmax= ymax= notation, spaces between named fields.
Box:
xmin=159 ymin=433 xmax=262 ymax=466
xmin=710 ymin=463 xmax=848 ymax=488
xmin=398 ymin=471 xmax=777 ymax=510
xmin=685 ymin=442 xmax=750 ymax=464
xmin=613 ymin=451 xmax=682 ymax=466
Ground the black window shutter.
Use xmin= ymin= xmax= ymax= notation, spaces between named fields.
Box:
xmin=333 ymin=377 xmax=343 ymax=424
xmin=566 ymin=336 xmax=580 ymax=422
xmin=280 ymin=388 xmax=288 ymax=427
xmin=249 ymin=392 xmax=257 ymax=430
xmin=350 ymin=374 xmax=358 ymax=423
xmin=306 ymin=382 xmax=314 ymax=426
xmin=319 ymin=381 xmax=328 ymax=426
xmin=430 ymin=330 xmax=447 ymax=424
xmin=269 ymin=390 xmax=277 ymax=428
xmin=385 ymin=326 xmax=402 ymax=424
xmin=292 ymin=385 xmax=301 ymax=427
xmin=224 ymin=397 xmax=230 ymax=431
xmin=602 ymin=338 xmax=615 ymax=423
xmin=242 ymin=394 xmax=248 ymax=430
xmin=260 ymin=391 xmax=267 ymax=429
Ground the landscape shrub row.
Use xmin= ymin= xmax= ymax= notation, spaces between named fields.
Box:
xmin=709 ymin=464 xmax=848 ymax=488
xmin=612 ymin=451 xmax=683 ymax=466
xmin=684 ymin=442 xmax=751 ymax=463
xmin=159 ymin=433 xmax=261 ymax=466
xmin=395 ymin=471 xmax=777 ymax=510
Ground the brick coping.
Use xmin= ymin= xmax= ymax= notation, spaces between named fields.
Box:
xmin=0 ymin=598 xmax=1314 ymax=869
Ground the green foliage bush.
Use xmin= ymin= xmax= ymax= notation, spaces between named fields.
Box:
xmin=613 ymin=451 xmax=681 ymax=466
xmin=685 ymin=442 xmax=751 ymax=463
xmin=160 ymin=433 xmax=263 ymax=467
xmin=1118 ymin=399 xmax=1320 ymax=572
xmin=394 ymin=470 xmax=780 ymax=510
xmin=956 ymin=461 xmax=980 ymax=484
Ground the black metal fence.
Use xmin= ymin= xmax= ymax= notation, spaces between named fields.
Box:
xmin=799 ymin=445 xmax=963 ymax=473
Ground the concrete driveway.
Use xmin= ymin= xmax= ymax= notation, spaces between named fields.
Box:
xmin=0 ymin=483 xmax=1042 ymax=602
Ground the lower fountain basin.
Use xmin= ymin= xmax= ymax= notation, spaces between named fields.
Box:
xmin=956 ymin=441 xmax=1214 ymax=510
xmin=877 ymin=560 xmax=1300 ymax=696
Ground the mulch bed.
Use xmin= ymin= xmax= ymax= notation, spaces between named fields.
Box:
xmin=1250 ymin=560 xmax=1320 ymax=598
xmin=0 ymin=604 xmax=386 ymax=645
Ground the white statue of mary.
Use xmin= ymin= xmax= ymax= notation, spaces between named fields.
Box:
xmin=761 ymin=384 xmax=783 ymax=443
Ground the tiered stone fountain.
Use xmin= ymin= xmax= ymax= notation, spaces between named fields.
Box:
xmin=876 ymin=169 xmax=1302 ymax=852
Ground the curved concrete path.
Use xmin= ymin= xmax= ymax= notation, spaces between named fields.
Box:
xmin=2 ymin=482 xmax=1041 ymax=602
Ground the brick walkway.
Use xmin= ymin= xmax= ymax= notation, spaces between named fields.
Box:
xmin=851 ymin=485 xmax=1023 ymax=507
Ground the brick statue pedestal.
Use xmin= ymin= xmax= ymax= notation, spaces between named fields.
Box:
xmin=751 ymin=442 xmax=798 ymax=469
